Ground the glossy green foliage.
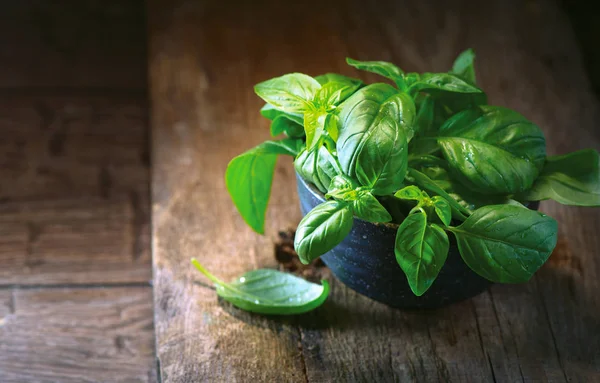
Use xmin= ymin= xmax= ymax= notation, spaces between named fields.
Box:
xmin=524 ymin=149 xmax=600 ymax=206
xmin=254 ymin=73 xmax=320 ymax=113
xmin=450 ymin=48 xmax=477 ymax=85
xmin=337 ymin=84 xmax=415 ymax=194
xmin=395 ymin=211 xmax=449 ymax=296
xmin=438 ymin=106 xmax=546 ymax=194
xmin=346 ymin=58 xmax=405 ymax=88
xmin=226 ymin=139 xmax=302 ymax=233
xmin=294 ymin=200 xmax=354 ymax=264
xmin=295 ymin=146 xmax=341 ymax=193
xmin=192 ymin=259 xmax=329 ymax=315
xmin=225 ymin=51 xmax=599 ymax=299
xmin=449 ymin=205 xmax=557 ymax=283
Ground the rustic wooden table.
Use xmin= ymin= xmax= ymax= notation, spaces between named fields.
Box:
xmin=150 ymin=0 xmax=600 ymax=382
xmin=0 ymin=2 xmax=155 ymax=382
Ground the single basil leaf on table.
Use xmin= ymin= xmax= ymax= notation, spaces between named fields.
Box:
xmin=523 ymin=149 xmax=600 ymax=206
xmin=352 ymin=191 xmax=392 ymax=223
xmin=345 ymin=57 xmax=406 ymax=89
xmin=315 ymin=73 xmax=363 ymax=102
xmin=448 ymin=204 xmax=558 ymax=283
xmin=337 ymin=83 xmax=415 ymax=195
xmin=395 ymin=211 xmax=450 ymax=296
xmin=295 ymin=146 xmax=341 ymax=193
xmin=295 ymin=200 xmax=354 ymax=264
xmin=438 ymin=105 xmax=546 ymax=194
xmin=191 ymin=259 xmax=329 ymax=315
xmin=226 ymin=139 xmax=301 ymax=234
xmin=254 ymin=73 xmax=321 ymax=113
xmin=449 ymin=48 xmax=477 ymax=85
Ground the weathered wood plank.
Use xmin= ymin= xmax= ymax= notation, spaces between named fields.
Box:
xmin=0 ymin=287 xmax=155 ymax=382
xmin=150 ymin=0 xmax=600 ymax=381
xmin=0 ymin=1 xmax=146 ymax=89
xmin=0 ymin=95 xmax=150 ymax=284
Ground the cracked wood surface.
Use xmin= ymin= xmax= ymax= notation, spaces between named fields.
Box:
xmin=149 ymin=0 xmax=600 ymax=381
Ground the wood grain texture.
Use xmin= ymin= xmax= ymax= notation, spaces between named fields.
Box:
xmin=0 ymin=95 xmax=151 ymax=284
xmin=149 ymin=0 xmax=600 ymax=381
xmin=0 ymin=287 xmax=155 ymax=383
xmin=0 ymin=1 xmax=146 ymax=89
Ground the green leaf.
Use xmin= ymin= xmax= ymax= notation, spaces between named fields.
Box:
xmin=314 ymin=74 xmax=363 ymax=105
xmin=260 ymin=103 xmax=303 ymax=123
xmin=413 ymin=94 xmax=436 ymax=136
xmin=337 ymin=83 xmax=415 ymax=195
xmin=295 ymin=201 xmax=354 ymax=264
xmin=191 ymin=259 xmax=329 ymax=315
xmin=432 ymin=196 xmax=452 ymax=226
xmin=346 ymin=58 xmax=405 ymax=88
xmin=255 ymin=73 xmax=321 ymax=113
xmin=395 ymin=211 xmax=449 ymax=296
xmin=270 ymin=115 xmax=305 ymax=138
xmin=523 ymin=149 xmax=600 ymax=206
xmin=450 ymin=48 xmax=477 ymax=85
xmin=304 ymin=109 xmax=328 ymax=149
xmin=409 ymin=72 xmax=482 ymax=94
xmin=438 ymin=106 xmax=546 ymax=194
xmin=260 ymin=104 xmax=305 ymax=138
xmin=226 ymin=140 xmax=300 ymax=233
xmin=353 ymin=192 xmax=392 ymax=223
xmin=394 ymin=185 xmax=425 ymax=201
xmin=406 ymin=168 xmax=470 ymax=219
xmin=449 ymin=205 xmax=558 ymax=283
xmin=414 ymin=164 xmax=506 ymax=214
xmin=295 ymin=146 xmax=341 ymax=193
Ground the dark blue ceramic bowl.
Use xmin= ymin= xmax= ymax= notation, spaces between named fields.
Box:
xmin=296 ymin=173 xmax=527 ymax=309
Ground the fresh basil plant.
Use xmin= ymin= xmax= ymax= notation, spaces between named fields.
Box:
xmin=226 ymin=49 xmax=600 ymax=297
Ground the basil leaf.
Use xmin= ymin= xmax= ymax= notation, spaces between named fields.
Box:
xmin=327 ymin=174 xmax=356 ymax=192
xmin=295 ymin=146 xmax=341 ymax=193
xmin=413 ymin=94 xmax=436 ymax=136
xmin=415 ymin=164 xmax=506 ymax=214
xmin=407 ymin=168 xmax=470 ymax=219
xmin=191 ymin=259 xmax=329 ymax=315
xmin=353 ymin=192 xmax=392 ymax=223
xmin=438 ymin=106 xmax=546 ymax=194
xmin=304 ymin=109 xmax=328 ymax=149
xmin=295 ymin=201 xmax=354 ymax=264
xmin=255 ymin=73 xmax=321 ymax=113
xmin=226 ymin=139 xmax=301 ymax=233
xmin=450 ymin=48 xmax=477 ymax=85
xmin=395 ymin=185 xmax=425 ymax=201
xmin=260 ymin=104 xmax=305 ymax=138
xmin=409 ymin=72 xmax=482 ymax=95
xmin=524 ymin=149 xmax=600 ymax=206
xmin=449 ymin=205 xmax=558 ymax=283
xmin=395 ymin=211 xmax=449 ymax=296
xmin=270 ymin=115 xmax=305 ymax=138
xmin=315 ymin=73 xmax=363 ymax=104
xmin=337 ymin=84 xmax=415 ymax=195
xmin=260 ymin=103 xmax=303 ymax=123
xmin=346 ymin=57 xmax=405 ymax=88
xmin=432 ymin=196 xmax=452 ymax=226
